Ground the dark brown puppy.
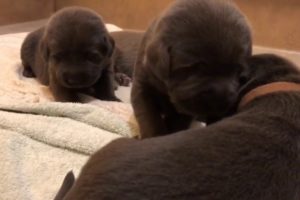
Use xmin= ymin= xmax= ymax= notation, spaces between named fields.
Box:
xmin=55 ymin=54 xmax=300 ymax=199
xmin=131 ymin=0 xmax=252 ymax=138
xmin=21 ymin=7 xmax=119 ymax=102
xmin=111 ymin=30 xmax=144 ymax=86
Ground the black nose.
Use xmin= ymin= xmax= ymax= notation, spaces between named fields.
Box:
xmin=64 ymin=75 xmax=81 ymax=85
xmin=198 ymin=84 xmax=237 ymax=110
xmin=63 ymin=72 xmax=91 ymax=86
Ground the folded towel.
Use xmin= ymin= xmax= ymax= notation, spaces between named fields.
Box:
xmin=0 ymin=100 xmax=138 ymax=200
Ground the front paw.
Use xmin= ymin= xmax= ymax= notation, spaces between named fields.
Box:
xmin=23 ymin=68 xmax=35 ymax=78
xmin=53 ymin=92 xmax=81 ymax=103
xmin=109 ymin=96 xmax=122 ymax=102
xmin=95 ymin=93 xmax=122 ymax=102
xmin=115 ymin=73 xmax=132 ymax=87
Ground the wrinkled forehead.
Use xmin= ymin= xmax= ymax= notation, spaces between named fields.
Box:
xmin=46 ymin=29 xmax=107 ymax=53
xmin=170 ymin=38 xmax=249 ymax=65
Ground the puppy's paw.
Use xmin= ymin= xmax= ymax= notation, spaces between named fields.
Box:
xmin=115 ymin=73 xmax=132 ymax=87
xmin=96 ymin=93 xmax=122 ymax=102
xmin=53 ymin=91 xmax=81 ymax=103
xmin=110 ymin=96 xmax=122 ymax=102
xmin=23 ymin=68 xmax=35 ymax=78
xmin=114 ymin=81 xmax=119 ymax=90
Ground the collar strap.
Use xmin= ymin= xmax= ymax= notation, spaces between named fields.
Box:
xmin=238 ymin=82 xmax=300 ymax=110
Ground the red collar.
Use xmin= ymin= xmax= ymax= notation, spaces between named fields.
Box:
xmin=238 ymin=82 xmax=300 ymax=110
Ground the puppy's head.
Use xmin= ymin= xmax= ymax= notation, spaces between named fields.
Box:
xmin=145 ymin=0 xmax=252 ymax=123
xmin=41 ymin=7 xmax=114 ymax=88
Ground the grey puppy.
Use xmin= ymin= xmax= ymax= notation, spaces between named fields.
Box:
xmin=21 ymin=7 xmax=119 ymax=102
xmin=131 ymin=0 xmax=252 ymax=138
xmin=54 ymin=54 xmax=300 ymax=199
xmin=111 ymin=30 xmax=144 ymax=86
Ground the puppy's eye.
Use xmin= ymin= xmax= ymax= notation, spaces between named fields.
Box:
xmin=51 ymin=53 xmax=64 ymax=61
xmin=174 ymin=62 xmax=208 ymax=76
xmin=238 ymin=73 xmax=249 ymax=86
xmin=236 ymin=64 xmax=249 ymax=86
xmin=85 ymin=52 xmax=101 ymax=63
xmin=183 ymin=60 xmax=208 ymax=69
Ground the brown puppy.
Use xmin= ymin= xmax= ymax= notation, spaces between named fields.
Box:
xmin=131 ymin=0 xmax=252 ymax=138
xmin=21 ymin=7 xmax=119 ymax=102
xmin=55 ymin=54 xmax=300 ymax=199
xmin=111 ymin=30 xmax=144 ymax=86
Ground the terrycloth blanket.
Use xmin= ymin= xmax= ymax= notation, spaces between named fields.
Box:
xmin=0 ymin=24 xmax=138 ymax=200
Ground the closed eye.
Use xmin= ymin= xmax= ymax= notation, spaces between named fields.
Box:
xmin=85 ymin=51 xmax=101 ymax=63
xmin=51 ymin=52 xmax=65 ymax=61
xmin=172 ymin=61 xmax=211 ymax=77
xmin=173 ymin=59 xmax=208 ymax=72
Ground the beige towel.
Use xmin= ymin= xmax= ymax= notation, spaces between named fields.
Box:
xmin=0 ymin=101 xmax=138 ymax=200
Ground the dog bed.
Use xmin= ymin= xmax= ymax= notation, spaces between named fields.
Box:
xmin=0 ymin=24 xmax=138 ymax=200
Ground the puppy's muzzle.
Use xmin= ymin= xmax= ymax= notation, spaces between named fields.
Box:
xmin=61 ymin=71 xmax=100 ymax=88
xmin=172 ymin=86 xmax=237 ymax=120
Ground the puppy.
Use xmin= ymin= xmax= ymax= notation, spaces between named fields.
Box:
xmin=55 ymin=54 xmax=300 ymax=199
xmin=110 ymin=30 xmax=144 ymax=86
xmin=21 ymin=7 xmax=119 ymax=102
xmin=131 ymin=0 xmax=252 ymax=138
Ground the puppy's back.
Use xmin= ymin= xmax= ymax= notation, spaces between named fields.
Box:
xmin=111 ymin=30 xmax=144 ymax=77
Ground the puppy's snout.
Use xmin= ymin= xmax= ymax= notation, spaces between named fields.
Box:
xmin=62 ymin=72 xmax=97 ymax=88
xmin=196 ymin=84 xmax=237 ymax=114
xmin=203 ymin=84 xmax=236 ymax=103
xmin=206 ymin=86 xmax=235 ymax=100
xmin=64 ymin=75 xmax=82 ymax=85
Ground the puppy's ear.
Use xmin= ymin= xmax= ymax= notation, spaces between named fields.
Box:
xmin=53 ymin=171 xmax=75 ymax=200
xmin=39 ymin=35 xmax=50 ymax=62
xmin=145 ymin=39 xmax=171 ymax=81
xmin=101 ymin=35 xmax=115 ymax=57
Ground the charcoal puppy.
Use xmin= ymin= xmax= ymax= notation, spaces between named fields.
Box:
xmin=55 ymin=54 xmax=300 ymax=200
xmin=131 ymin=0 xmax=252 ymax=138
xmin=21 ymin=7 xmax=119 ymax=102
xmin=111 ymin=30 xmax=144 ymax=86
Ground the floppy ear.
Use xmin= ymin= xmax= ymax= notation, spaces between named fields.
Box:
xmin=102 ymin=35 xmax=115 ymax=57
xmin=145 ymin=39 xmax=171 ymax=81
xmin=39 ymin=35 xmax=50 ymax=62
xmin=53 ymin=171 xmax=75 ymax=200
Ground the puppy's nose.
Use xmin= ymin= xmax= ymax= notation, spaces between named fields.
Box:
xmin=63 ymin=73 xmax=85 ymax=86
xmin=66 ymin=77 xmax=80 ymax=85
xmin=199 ymin=85 xmax=236 ymax=106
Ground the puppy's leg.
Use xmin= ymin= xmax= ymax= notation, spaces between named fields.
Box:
xmin=131 ymin=82 xmax=167 ymax=138
xmin=49 ymin=73 xmax=80 ymax=102
xmin=94 ymin=69 xmax=121 ymax=101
